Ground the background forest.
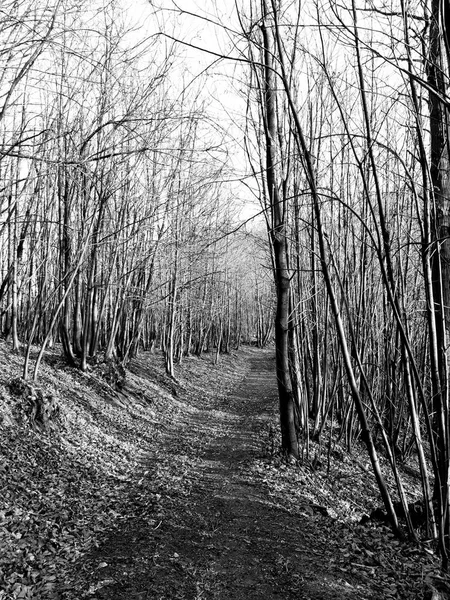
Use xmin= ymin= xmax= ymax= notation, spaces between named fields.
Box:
xmin=3 ymin=0 xmax=450 ymax=579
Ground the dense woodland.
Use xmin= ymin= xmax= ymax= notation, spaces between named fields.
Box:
xmin=4 ymin=0 xmax=450 ymax=576
xmin=0 ymin=0 xmax=275 ymax=381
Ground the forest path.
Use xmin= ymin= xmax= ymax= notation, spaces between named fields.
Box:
xmin=82 ymin=350 xmax=367 ymax=600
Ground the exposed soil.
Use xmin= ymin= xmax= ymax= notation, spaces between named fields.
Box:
xmin=2 ymin=344 xmax=447 ymax=599
xmin=58 ymin=350 xmax=434 ymax=600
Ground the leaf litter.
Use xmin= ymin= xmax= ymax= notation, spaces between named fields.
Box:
xmin=0 ymin=343 xmax=448 ymax=599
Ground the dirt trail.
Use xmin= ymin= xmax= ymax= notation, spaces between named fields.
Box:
xmin=81 ymin=351 xmax=368 ymax=600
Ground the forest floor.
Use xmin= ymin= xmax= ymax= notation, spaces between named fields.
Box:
xmin=1 ymin=344 xmax=449 ymax=599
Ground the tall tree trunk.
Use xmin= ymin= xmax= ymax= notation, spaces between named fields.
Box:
xmin=428 ymin=0 xmax=450 ymax=565
xmin=265 ymin=0 xmax=399 ymax=528
xmin=260 ymin=6 xmax=298 ymax=458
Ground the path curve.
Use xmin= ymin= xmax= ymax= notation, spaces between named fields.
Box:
xmin=85 ymin=351 xmax=366 ymax=600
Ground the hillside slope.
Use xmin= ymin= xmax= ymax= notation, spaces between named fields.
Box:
xmin=0 ymin=344 xmax=448 ymax=599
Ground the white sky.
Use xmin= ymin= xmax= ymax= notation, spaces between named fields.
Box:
xmin=119 ymin=0 xmax=259 ymax=218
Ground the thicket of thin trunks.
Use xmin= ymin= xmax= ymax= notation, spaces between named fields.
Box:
xmin=4 ymin=0 xmax=450 ymax=569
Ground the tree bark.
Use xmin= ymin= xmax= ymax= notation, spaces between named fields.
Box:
xmin=260 ymin=6 xmax=298 ymax=458
xmin=428 ymin=0 xmax=450 ymax=565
